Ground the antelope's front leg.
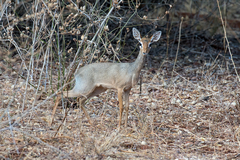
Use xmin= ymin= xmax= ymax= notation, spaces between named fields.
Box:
xmin=118 ymin=89 xmax=123 ymax=128
xmin=124 ymin=89 xmax=131 ymax=127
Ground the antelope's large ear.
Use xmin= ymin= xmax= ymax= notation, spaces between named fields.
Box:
xmin=151 ymin=31 xmax=161 ymax=42
xmin=132 ymin=28 xmax=141 ymax=42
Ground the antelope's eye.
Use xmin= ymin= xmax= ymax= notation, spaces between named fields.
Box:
xmin=148 ymin=43 xmax=152 ymax=47
xmin=139 ymin=43 xmax=143 ymax=48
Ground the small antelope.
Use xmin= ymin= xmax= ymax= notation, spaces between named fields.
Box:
xmin=52 ymin=28 xmax=161 ymax=128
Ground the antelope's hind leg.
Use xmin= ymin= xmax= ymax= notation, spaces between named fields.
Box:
xmin=50 ymin=96 xmax=61 ymax=125
xmin=79 ymin=86 xmax=107 ymax=126
xmin=78 ymin=97 xmax=93 ymax=125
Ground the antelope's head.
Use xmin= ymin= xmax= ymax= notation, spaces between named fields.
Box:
xmin=132 ymin=27 xmax=162 ymax=55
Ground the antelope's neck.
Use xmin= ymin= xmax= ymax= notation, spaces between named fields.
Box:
xmin=132 ymin=49 xmax=146 ymax=75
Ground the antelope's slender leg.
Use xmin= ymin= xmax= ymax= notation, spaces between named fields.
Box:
xmin=124 ymin=89 xmax=131 ymax=127
xmin=50 ymin=96 xmax=61 ymax=125
xmin=118 ymin=89 xmax=123 ymax=128
xmin=79 ymin=98 xmax=92 ymax=125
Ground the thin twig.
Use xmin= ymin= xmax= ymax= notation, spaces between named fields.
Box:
xmin=171 ymin=17 xmax=183 ymax=84
xmin=216 ymin=0 xmax=240 ymax=82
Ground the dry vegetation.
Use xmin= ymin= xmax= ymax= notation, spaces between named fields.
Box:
xmin=0 ymin=0 xmax=240 ymax=159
